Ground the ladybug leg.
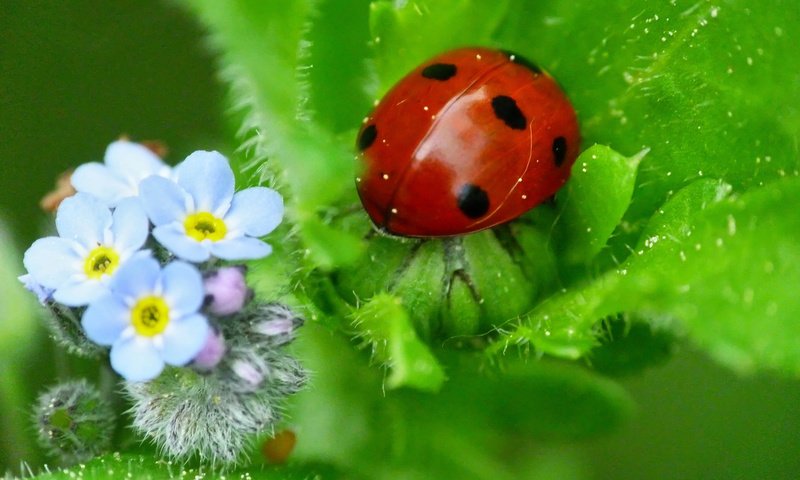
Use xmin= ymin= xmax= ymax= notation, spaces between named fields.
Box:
xmin=442 ymin=237 xmax=481 ymax=304
xmin=491 ymin=224 xmax=526 ymax=259
xmin=385 ymin=240 xmax=425 ymax=291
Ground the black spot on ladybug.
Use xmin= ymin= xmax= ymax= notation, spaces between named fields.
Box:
xmin=552 ymin=136 xmax=567 ymax=166
xmin=358 ymin=124 xmax=378 ymax=150
xmin=502 ymin=50 xmax=542 ymax=74
xmin=421 ymin=63 xmax=457 ymax=81
xmin=491 ymin=95 xmax=527 ymax=130
xmin=457 ymin=184 xmax=490 ymax=219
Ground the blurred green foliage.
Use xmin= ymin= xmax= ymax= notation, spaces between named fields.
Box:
xmin=2 ymin=0 xmax=800 ymax=479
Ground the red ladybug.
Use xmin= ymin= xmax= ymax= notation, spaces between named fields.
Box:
xmin=355 ymin=47 xmax=580 ymax=237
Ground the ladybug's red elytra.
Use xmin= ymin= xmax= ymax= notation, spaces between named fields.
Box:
xmin=355 ymin=47 xmax=580 ymax=238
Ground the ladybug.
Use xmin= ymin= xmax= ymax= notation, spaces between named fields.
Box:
xmin=355 ymin=47 xmax=580 ymax=237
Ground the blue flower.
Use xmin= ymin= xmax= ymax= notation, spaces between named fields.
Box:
xmin=82 ymin=257 xmax=210 ymax=382
xmin=17 ymin=274 xmax=54 ymax=305
xmin=23 ymin=193 xmax=150 ymax=307
xmin=71 ymin=140 xmax=173 ymax=208
xmin=139 ymin=151 xmax=283 ymax=262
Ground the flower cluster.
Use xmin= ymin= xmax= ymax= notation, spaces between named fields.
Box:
xmin=21 ymin=140 xmax=286 ymax=382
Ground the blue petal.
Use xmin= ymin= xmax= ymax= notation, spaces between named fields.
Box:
xmin=82 ymin=294 xmax=130 ymax=345
xmin=111 ymin=197 xmax=149 ymax=253
xmin=23 ymin=237 xmax=82 ymax=289
xmin=210 ymin=236 xmax=272 ymax=260
xmin=126 ymin=249 xmax=155 ymax=264
xmin=104 ymin=140 xmax=166 ymax=183
xmin=18 ymin=274 xmax=54 ymax=305
xmin=160 ymin=261 xmax=204 ymax=317
xmin=110 ymin=336 xmax=164 ymax=382
xmin=175 ymin=151 xmax=234 ymax=215
xmin=152 ymin=224 xmax=210 ymax=262
xmin=71 ymin=162 xmax=132 ymax=207
xmin=54 ymin=277 xmax=108 ymax=307
xmin=139 ymin=176 xmax=189 ymax=226
xmin=109 ymin=256 xmax=160 ymax=302
xmin=161 ymin=313 xmax=209 ymax=366
xmin=55 ymin=193 xmax=112 ymax=247
xmin=225 ymin=187 xmax=283 ymax=237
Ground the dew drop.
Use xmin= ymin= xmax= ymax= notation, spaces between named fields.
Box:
xmin=727 ymin=215 xmax=737 ymax=235
xmin=743 ymin=288 xmax=754 ymax=304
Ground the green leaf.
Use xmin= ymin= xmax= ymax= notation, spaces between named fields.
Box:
xmin=493 ymin=176 xmax=800 ymax=375
xmin=289 ymin=324 xmax=632 ymax=478
xmin=305 ymin=0 xmax=373 ymax=133
xmin=185 ymin=0 xmax=359 ymax=262
xmin=489 ymin=178 xmax=731 ymax=360
xmin=589 ymin=315 xmax=675 ymax=377
xmin=623 ymin=176 xmax=800 ymax=373
xmin=28 ymin=452 xmax=346 ymax=479
xmin=370 ymin=0 xmax=510 ymax=94
xmin=246 ymin=224 xmax=302 ymax=301
xmin=554 ymin=145 xmax=645 ymax=265
xmin=495 ymin=0 xmax=800 ymax=222
xmin=297 ymin=217 xmax=365 ymax=271
xmin=353 ymin=293 xmax=446 ymax=391
xmin=463 ymin=360 xmax=635 ymax=440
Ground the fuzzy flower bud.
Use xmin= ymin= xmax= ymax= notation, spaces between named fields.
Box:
xmin=204 ymin=266 xmax=253 ymax=316
xmin=231 ymin=359 xmax=265 ymax=390
xmin=42 ymin=302 xmax=104 ymax=358
xmin=33 ymin=380 xmax=114 ymax=464
xmin=193 ymin=329 xmax=227 ymax=371
xmin=246 ymin=303 xmax=303 ymax=346
xmin=124 ymin=301 xmax=307 ymax=464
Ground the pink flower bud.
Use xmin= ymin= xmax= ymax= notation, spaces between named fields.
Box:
xmin=203 ymin=266 xmax=252 ymax=316
xmin=193 ymin=330 xmax=226 ymax=371
xmin=231 ymin=360 xmax=264 ymax=390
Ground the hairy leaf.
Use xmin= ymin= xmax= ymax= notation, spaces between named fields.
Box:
xmin=290 ymin=324 xmax=633 ymax=478
xmin=495 ymin=0 xmax=800 ymax=222
xmin=554 ymin=145 xmax=645 ymax=265
xmin=493 ymin=176 xmax=800 ymax=374
xmin=186 ymin=0 xmax=362 ymax=267
xmin=370 ymin=0 xmax=510 ymax=95
xmin=353 ymin=293 xmax=446 ymax=391
xmin=29 ymin=452 xmax=346 ymax=479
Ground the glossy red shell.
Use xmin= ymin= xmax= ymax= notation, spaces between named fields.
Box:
xmin=356 ymin=47 xmax=580 ymax=237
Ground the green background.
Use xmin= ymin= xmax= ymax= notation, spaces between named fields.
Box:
xmin=1 ymin=1 xmax=798 ymax=478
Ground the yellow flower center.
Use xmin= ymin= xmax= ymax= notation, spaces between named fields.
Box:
xmin=83 ymin=246 xmax=120 ymax=280
xmin=184 ymin=212 xmax=227 ymax=242
xmin=130 ymin=296 xmax=170 ymax=337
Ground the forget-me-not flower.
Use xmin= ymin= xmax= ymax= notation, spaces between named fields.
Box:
xmin=71 ymin=140 xmax=173 ymax=208
xmin=139 ymin=151 xmax=283 ymax=262
xmin=23 ymin=193 xmax=150 ymax=307
xmin=82 ymin=257 xmax=210 ymax=382
xmin=17 ymin=273 xmax=54 ymax=305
